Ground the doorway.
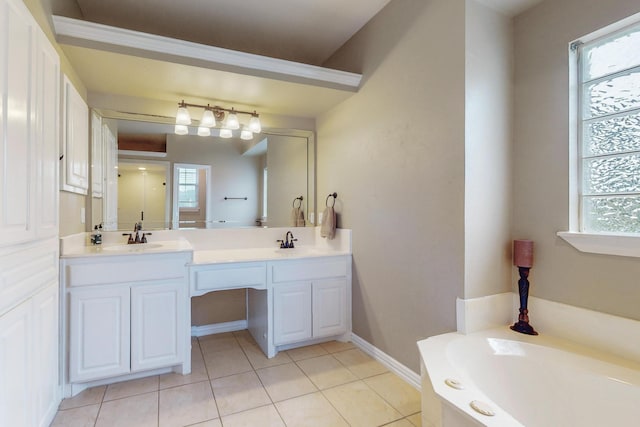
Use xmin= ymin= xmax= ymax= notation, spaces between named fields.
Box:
xmin=172 ymin=163 xmax=212 ymax=229
xmin=117 ymin=160 xmax=170 ymax=230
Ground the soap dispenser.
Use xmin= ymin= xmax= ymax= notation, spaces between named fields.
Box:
xmin=91 ymin=224 xmax=102 ymax=245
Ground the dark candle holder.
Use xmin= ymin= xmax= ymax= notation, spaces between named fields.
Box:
xmin=510 ymin=266 xmax=538 ymax=335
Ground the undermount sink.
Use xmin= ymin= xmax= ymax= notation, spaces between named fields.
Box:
xmin=101 ymin=243 xmax=163 ymax=252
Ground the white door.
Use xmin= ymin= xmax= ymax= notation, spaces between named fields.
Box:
xmin=273 ymin=282 xmax=312 ymax=345
xmin=90 ymin=111 xmax=103 ymax=197
xmin=70 ymin=286 xmax=130 ymax=382
xmin=0 ymin=0 xmax=37 ymax=246
xmin=0 ymin=300 xmax=32 ymax=427
xmin=131 ymin=282 xmax=184 ymax=371
xmin=102 ymin=125 xmax=118 ymax=230
xmin=312 ymin=278 xmax=347 ymax=338
xmin=32 ymin=283 xmax=60 ymax=424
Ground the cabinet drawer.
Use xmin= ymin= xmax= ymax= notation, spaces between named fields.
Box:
xmin=191 ymin=262 xmax=266 ymax=294
xmin=66 ymin=256 xmax=187 ymax=287
xmin=271 ymin=257 xmax=348 ymax=283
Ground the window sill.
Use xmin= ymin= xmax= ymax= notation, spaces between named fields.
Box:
xmin=557 ymin=231 xmax=640 ymax=258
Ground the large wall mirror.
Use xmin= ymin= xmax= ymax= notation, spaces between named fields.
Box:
xmin=90 ymin=113 xmax=315 ymax=231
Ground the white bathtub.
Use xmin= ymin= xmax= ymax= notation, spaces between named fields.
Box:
xmin=418 ymin=328 xmax=640 ymax=427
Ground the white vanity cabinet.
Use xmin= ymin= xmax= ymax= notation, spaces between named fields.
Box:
xmin=270 ymin=256 xmax=351 ymax=347
xmin=62 ymin=251 xmax=191 ymax=390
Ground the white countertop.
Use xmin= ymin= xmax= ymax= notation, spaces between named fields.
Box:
xmin=60 ymin=239 xmax=194 ymax=258
xmin=192 ymin=246 xmax=351 ymax=264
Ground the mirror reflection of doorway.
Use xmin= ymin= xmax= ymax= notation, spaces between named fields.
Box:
xmin=117 ymin=160 xmax=170 ymax=230
xmin=173 ymin=163 xmax=212 ymax=229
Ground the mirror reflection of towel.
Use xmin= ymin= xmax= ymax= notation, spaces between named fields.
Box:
xmin=291 ymin=207 xmax=305 ymax=227
xmin=321 ymin=206 xmax=336 ymax=239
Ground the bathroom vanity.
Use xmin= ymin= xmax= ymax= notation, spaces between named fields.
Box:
xmin=59 ymin=227 xmax=352 ymax=396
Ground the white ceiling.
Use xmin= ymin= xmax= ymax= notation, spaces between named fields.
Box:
xmin=51 ymin=0 xmax=544 ymax=125
xmin=52 ymin=0 xmax=392 ymax=66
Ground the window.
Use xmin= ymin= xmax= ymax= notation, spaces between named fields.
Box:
xmin=177 ymin=167 xmax=199 ymax=209
xmin=576 ymin=22 xmax=640 ymax=233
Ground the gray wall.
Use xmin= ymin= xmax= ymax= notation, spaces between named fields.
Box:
xmin=464 ymin=0 xmax=513 ymax=299
xmin=319 ymin=0 xmax=467 ymax=372
xmin=513 ymin=0 xmax=640 ymax=321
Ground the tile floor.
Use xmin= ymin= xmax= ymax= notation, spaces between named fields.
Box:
xmin=51 ymin=330 xmax=422 ymax=427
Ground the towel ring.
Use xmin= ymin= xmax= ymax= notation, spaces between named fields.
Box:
xmin=292 ymin=196 xmax=303 ymax=208
xmin=326 ymin=192 xmax=337 ymax=208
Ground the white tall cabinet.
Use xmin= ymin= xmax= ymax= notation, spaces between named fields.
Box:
xmin=0 ymin=0 xmax=61 ymax=426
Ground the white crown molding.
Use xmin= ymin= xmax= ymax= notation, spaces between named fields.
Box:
xmin=52 ymin=16 xmax=362 ymax=91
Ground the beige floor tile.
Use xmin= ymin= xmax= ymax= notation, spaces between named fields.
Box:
xmin=211 ymin=371 xmax=271 ymax=416
xmin=296 ymin=354 xmax=358 ymax=389
xmin=199 ymin=333 xmax=241 ymax=354
xmin=159 ymin=361 xmax=209 ymax=389
xmin=188 ymin=419 xmax=223 ymax=427
xmin=256 ymin=362 xmax=317 ymax=402
xmin=365 ymin=372 xmax=421 ymax=416
xmin=275 ymin=392 xmax=349 ymax=427
xmin=319 ymin=340 xmax=355 ymax=353
xmin=243 ymin=342 xmax=292 ymax=369
xmin=322 ymin=381 xmax=402 ymax=427
xmin=383 ymin=419 xmax=415 ymax=427
xmin=203 ymin=347 xmax=253 ymax=379
xmin=58 ymin=385 xmax=106 ymax=410
xmin=407 ymin=412 xmax=422 ymax=426
xmin=333 ymin=348 xmax=388 ymax=379
xmin=286 ymin=344 xmax=329 ymax=361
xmin=233 ymin=330 xmax=258 ymax=348
xmin=221 ymin=404 xmax=285 ymax=427
xmin=95 ymin=391 xmax=158 ymax=427
xmin=159 ymin=381 xmax=219 ymax=427
xmin=50 ymin=404 xmax=100 ymax=427
xmin=103 ymin=376 xmax=159 ymax=401
xmin=160 ymin=347 xmax=209 ymax=389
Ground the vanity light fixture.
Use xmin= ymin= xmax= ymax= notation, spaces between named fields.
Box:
xmin=240 ymin=125 xmax=253 ymax=140
xmin=174 ymin=100 xmax=262 ymax=140
xmin=175 ymin=101 xmax=191 ymax=125
xmin=174 ymin=124 xmax=189 ymax=135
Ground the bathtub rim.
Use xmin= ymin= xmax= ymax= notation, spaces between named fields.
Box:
xmin=418 ymin=327 xmax=640 ymax=427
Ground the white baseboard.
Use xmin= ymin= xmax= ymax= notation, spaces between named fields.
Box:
xmin=191 ymin=320 xmax=248 ymax=337
xmin=351 ymin=333 xmax=421 ymax=391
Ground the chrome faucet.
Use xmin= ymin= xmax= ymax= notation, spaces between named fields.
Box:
xmin=277 ymin=231 xmax=298 ymax=249
xmin=122 ymin=222 xmax=151 ymax=244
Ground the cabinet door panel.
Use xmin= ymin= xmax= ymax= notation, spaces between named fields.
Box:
xmin=70 ymin=286 xmax=130 ymax=382
xmin=33 ymin=283 xmax=59 ymax=425
xmin=273 ymin=282 xmax=312 ymax=345
xmin=0 ymin=299 xmax=32 ymax=427
xmin=131 ymin=282 xmax=184 ymax=371
xmin=34 ymin=33 xmax=59 ymax=238
xmin=313 ymin=279 xmax=347 ymax=338
xmin=0 ymin=0 xmax=36 ymax=246
xmin=61 ymin=75 xmax=88 ymax=194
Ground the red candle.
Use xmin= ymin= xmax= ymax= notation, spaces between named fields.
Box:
xmin=513 ymin=240 xmax=533 ymax=267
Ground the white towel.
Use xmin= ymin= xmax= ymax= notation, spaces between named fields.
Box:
xmin=296 ymin=207 xmax=305 ymax=227
xmin=320 ymin=206 xmax=336 ymax=239
xmin=291 ymin=207 xmax=305 ymax=227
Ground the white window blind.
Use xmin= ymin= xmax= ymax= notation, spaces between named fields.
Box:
xmin=178 ymin=168 xmax=199 ymax=209
xmin=578 ymin=23 xmax=640 ymax=233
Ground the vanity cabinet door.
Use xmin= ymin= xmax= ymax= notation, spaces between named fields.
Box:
xmin=312 ymin=278 xmax=347 ymax=339
xmin=69 ymin=286 xmax=130 ymax=382
xmin=131 ymin=281 xmax=185 ymax=372
xmin=273 ymin=282 xmax=312 ymax=345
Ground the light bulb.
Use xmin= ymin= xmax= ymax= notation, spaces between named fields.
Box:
xmin=240 ymin=126 xmax=253 ymax=140
xmin=201 ymin=108 xmax=216 ymax=127
xmin=249 ymin=114 xmax=261 ymax=133
xmin=226 ymin=111 xmax=240 ymax=130
xmin=174 ymin=124 xmax=189 ymax=135
xmin=197 ymin=126 xmax=211 ymax=137
xmin=175 ymin=104 xmax=191 ymax=125
xmin=219 ymin=128 xmax=233 ymax=138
